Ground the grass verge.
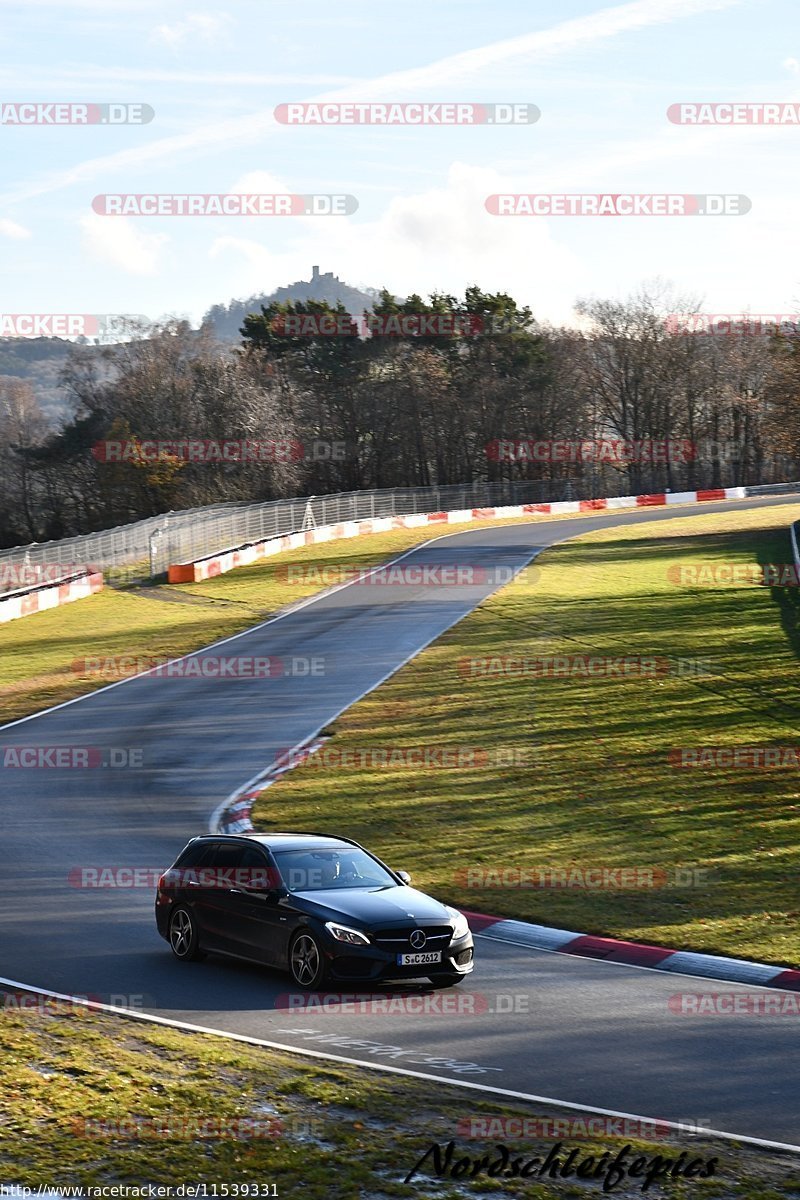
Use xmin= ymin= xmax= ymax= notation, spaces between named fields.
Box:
xmin=0 ymin=990 xmax=797 ymax=1197
xmin=251 ymin=503 xmax=800 ymax=967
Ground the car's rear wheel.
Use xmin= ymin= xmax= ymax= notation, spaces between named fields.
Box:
xmin=290 ymin=930 xmax=327 ymax=989
xmin=169 ymin=907 xmax=206 ymax=962
xmin=427 ymin=973 xmax=463 ymax=988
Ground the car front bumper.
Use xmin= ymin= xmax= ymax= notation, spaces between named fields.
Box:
xmin=323 ymin=930 xmax=475 ymax=982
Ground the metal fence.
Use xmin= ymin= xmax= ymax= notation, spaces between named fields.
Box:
xmin=0 ymin=479 xmax=582 ymax=593
xmin=3 ymin=477 xmax=799 ymax=596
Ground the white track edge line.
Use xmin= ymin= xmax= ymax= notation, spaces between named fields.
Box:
xmin=0 ymin=974 xmax=797 ymax=1156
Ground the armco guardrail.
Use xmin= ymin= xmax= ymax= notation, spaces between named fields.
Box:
xmin=0 ymin=481 xmax=589 ymax=595
xmin=743 ymin=481 xmax=800 ymax=497
xmin=167 ymin=486 xmax=749 ymax=585
xmin=2 ymin=478 xmax=799 ymax=596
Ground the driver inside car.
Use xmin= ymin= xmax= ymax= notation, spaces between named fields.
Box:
xmin=316 ymin=852 xmax=361 ymax=887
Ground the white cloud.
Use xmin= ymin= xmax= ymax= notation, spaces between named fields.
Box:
xmin=80 ymin=212 xmax=167 ymax=275
xmin=336 ymin=0 xmax=744 ymax=94
xmin=0 ymin=0 xmax=744 ymax=207
xmin=151 ymin=12 xmax=231 ymax=47
xmin=783 ymin=57 xmax=800 ymax=76
xmin=0 ymin=217 xmax=31 ymax=239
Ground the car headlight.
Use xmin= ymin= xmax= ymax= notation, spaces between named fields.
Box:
xmin=446 ymin=907 xmax=470 ymax=940
xmin=325 ymin=921 xmax=371 ymax=946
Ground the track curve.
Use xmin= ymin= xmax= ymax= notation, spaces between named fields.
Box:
xmin=2 ymin=496 xmax=799 ymax=1146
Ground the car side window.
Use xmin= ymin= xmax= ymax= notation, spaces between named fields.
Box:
xmin=174 ymin=841 xmax=214 ymax=869
xmin=206 ymin=843 xmax=243 ymax=865
xmin=239 ymin=846 xmax=278 ymax=890
xmin=184 ymin=841 xmax=242 ymax=890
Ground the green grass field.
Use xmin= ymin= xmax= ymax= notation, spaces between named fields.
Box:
xmin=251 ymin=503 xmax=800 ymax=968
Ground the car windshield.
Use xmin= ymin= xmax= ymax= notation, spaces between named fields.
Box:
xmin=273 ymin=847 xmax=398 ymax=892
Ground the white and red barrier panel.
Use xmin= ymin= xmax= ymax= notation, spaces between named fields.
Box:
xmin=0 ymin=571 xmax=104 ymax=624
xmin=167 ymin=487 xmax=747 ymax=584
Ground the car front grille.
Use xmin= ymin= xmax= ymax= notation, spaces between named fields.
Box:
xmin=371 ymin=925 xmax=453 ymax=953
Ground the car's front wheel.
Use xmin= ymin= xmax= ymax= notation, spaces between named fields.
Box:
xmin=427 ymin=973 xmax=463 ymax=988
xmin=169 ymin=907 xmax=206 ymax=962
xmin=289 ymin=930 xmax=327 ymax=990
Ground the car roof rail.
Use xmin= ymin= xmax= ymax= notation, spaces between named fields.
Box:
xmin=197 ymin=830 xmax=364 ymax=847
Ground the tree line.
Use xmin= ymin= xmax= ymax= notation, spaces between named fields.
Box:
xmin=1 ymin=283 xmax=798 ymax=548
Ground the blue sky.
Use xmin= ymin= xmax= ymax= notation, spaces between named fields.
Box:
xmin=1 ymin=0 xmax=799 ymax=329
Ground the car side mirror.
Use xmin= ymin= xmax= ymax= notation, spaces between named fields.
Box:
xmin=396 ymin=870 xmax=412 ymax=885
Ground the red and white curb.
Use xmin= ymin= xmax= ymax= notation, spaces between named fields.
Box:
xmin=464 ymin=911 xmax=800 ymax=991
xmin=168 ymin=487 xmax=747 ymax=584
xmin=0 ymin=570 xmax=103 ymax=624
xmin=211 ymin=741 xmax=800 ymax=995
xmin=211 ymin=738 xmax=329 ymax=835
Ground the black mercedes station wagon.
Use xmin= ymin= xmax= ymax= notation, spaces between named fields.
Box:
xmin=155 ymin=832 xmax=474 ymax=989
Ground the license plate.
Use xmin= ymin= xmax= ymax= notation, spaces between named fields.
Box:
xmin=398 ymin=951 xmax=442 ymax=966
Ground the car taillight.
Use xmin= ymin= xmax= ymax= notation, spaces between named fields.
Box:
xmin=156 ymin=872 xmax=169 ymax=902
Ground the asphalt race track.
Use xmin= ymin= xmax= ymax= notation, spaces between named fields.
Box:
xmin=2 ymin=496 xmax=799 ymax=1147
